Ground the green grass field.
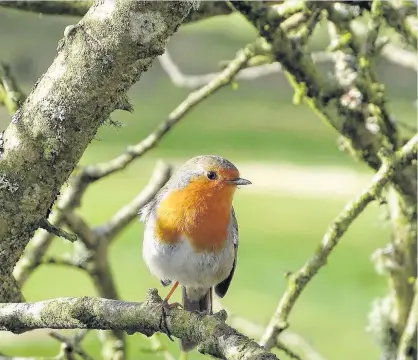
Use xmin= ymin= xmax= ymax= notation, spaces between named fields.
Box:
xmin=0 ymin=7 xmax=416 ymax=360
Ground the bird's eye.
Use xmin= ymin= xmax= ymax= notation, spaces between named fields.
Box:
xmin=207 ymin=171 xmax=217 ymax=180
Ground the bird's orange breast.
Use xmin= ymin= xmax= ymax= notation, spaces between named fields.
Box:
xmin=155 ymin=180 xmax=235 ymax=253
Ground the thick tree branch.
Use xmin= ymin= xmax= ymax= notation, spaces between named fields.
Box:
xmin=0 ymin=1 xmax=230 ymax=25
xmin=0 ymin=290 xmax=279 ymax=360
xmin=0 ymin=1 xmax=92 ymax=17
xmin=0 ymin=0 xmax=196 ymax=302
xmin=260 ymin=134 xmax=418 ymax=350
xmin=230 ymin=1 xmax=417 ymax=204
xmin=323 ymin=4 xmax=418 ymax=356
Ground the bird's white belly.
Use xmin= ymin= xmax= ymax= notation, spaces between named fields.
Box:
xmin=142 ymin=221 xmax=234 ymax=289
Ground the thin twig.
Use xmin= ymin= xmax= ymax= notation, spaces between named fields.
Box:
xmin=0 ymin=62 xmax=24 ymax=114
xmin=396 ymin=280 xmax=418 ymax=360
xmin=39 ymin=219 xmax=77 ymax=242
xmin=381 ymin=0 xmax=417 ymax=50
xmin=13 ymin=176 xmax=87 ymax=285
xmin=96 ymin=161 xmax=172 ymax=242
xmin=64 ymin=212 xmax=96 ymax=249
xmin=42 ymin=256 xmax=86 ymax=270
xmin=49 ymin=330 xmax=94 ymax=360
xmin=213 ymin=299 xmax=326 ymax=360
xmin=141 ymin=333 xmax=176 ymax=360
xmin=158 ymin=51 xmax=332 ymax=89
xmin=260 ymin=134 xmax=418 ymax=350
xmin=85 ymin=40 xmax=257 ymax=181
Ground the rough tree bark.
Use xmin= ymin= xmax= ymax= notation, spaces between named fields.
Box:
xmin=0 ymin=0 xmax=231 ymax=25
xmin=0 ymin=290 xmax=279 ymax=360
xmin=0 ymin=0 xmax=197 ymax=302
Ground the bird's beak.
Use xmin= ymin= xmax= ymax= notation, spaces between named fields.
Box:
xmin=227 ymin=178 xmax=252 ymax=186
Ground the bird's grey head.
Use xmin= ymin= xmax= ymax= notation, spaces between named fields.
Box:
xmin=138 ymin=155 xmax=251 ymax=223
xmin=166 ymin=155 xmax=251 ymax=190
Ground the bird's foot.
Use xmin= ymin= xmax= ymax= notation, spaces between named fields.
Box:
xmin=159 ymin=300 xmax=183 ymax=341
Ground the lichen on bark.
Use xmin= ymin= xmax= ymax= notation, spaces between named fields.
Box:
xmin=0 ymin=0 xmax=197 ymax=302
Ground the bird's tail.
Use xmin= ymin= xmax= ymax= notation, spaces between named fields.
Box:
xmin=180 ymin=286 xmax=212 ymax=352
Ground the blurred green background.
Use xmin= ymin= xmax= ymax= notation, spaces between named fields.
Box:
xmin=0 ymin=7 xmax=416 ymax=360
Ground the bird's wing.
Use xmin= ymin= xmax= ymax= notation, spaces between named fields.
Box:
xmin=214 ymin=206 xmax=238 ymax=298
xmin=138 ymin=198 xmax=156 ymax=223
xmin=138 ymin=185 xmax=170 ymax=223
xmin=139 ymin=187 xmax=173 ymax=286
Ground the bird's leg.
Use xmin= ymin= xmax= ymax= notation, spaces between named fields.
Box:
xmin=159 ymin=281 xmax=182 ymax=341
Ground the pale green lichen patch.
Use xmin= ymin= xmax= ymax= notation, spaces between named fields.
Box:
xmin=130 ymin=11 xmax=167 ymax=43
xmin=89 ymin=0 xmax=116 ymax=21
xmin=0 ymin=174 xmax=18 ymax=193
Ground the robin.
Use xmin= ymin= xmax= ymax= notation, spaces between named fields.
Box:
xmin=139 ymin=155 xmax=251 ymax=351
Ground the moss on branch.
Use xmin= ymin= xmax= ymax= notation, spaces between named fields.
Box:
xmin=230 ymin=1 xmax=417 ymax=203
xmin=0 ymin=290 xmax=279 ymax=360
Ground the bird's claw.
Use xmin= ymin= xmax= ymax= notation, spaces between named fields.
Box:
xmin=159 ymin=300 xmax=183 ymax=341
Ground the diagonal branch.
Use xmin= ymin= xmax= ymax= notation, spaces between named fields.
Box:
xmin=0 ymin=0 xmax=231 ymax=25
xmin=396 ymin=280 xmax=418 ymax=360
xmin=0 ymin=290 xmax=279 ymax=360
xmin=230 ymin=1 xmax=417 ymax=204
xmin=0 ymin=62 xmax=24 ymax=114
xmin=0 ymin=1 xmax=92 ymax=16
xmin=13 ymin=174 xmax=90 ymax=285
xmin=39 ymin=218 xmax=77 ymax=242
xmin=84 ymin=40 xmax=257 ymax=182
xmin=96 ymin=162 xmax=171 ymax=242
xmin=49 ymin=330 xmax=93 ymax=360
xmin=0 ymin=0 xmax=196 ymax=302
xmin=381 ymin=0 xmax=417 ymax=50
xmin=64 ymin=212 xmax=96 ymax=249
xmin=213 ymin=300 xmax=326 ymax=360
xmin=260 ymin=134 xmax=418 ymax=350
xmin=158 ymin=51 xmax=332 ymax=89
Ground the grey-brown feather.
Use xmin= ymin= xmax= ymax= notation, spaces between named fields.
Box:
xmin=215 ymin=207 xmax=238 ymax=298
